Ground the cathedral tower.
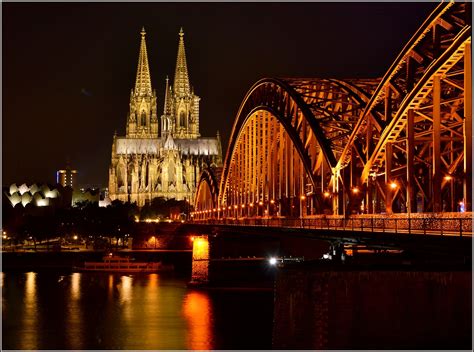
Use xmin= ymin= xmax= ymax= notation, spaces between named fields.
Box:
xmin=127 ymin=27 xmax=159 ymax=138
xmin=161 ymin=28 xmax=200 ymax=139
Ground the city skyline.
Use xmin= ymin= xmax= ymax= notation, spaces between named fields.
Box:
xmin=3 ymin=2 xmax=436 ymax=186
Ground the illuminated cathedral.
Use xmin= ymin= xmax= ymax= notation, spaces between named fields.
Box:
xmin=108 ymin=28 xmax=222 ymax=206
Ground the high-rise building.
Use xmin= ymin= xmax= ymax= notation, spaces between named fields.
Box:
xmin=108 ymin=28 xmax=222 ymax=207
xmin=57 ymin=167 xmax=77 ymax=189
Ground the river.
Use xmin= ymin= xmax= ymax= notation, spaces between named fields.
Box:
xmin=1 ymin=271 xmax=273 ymax=350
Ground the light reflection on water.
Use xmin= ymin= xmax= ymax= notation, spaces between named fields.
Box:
xmin=66 ymin=272 xmax=82 ymax=349
xmin=2 ymin=271 xmax=273 ymax=349
xmin=183 ymin=291 xmax=213 ymax=350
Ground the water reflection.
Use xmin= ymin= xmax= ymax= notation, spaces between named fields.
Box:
xmin=120 ymin=275 xmax=133 ymax=303
xmin=2 ymin=272 xmax=272 ymax=349
xmin=21 ymin=272 xmax=38 ymax=350
xmin=66 ymin=273 xmax=83 ymax=349
xmin=183 ymin=290 xmax=213 ymax=350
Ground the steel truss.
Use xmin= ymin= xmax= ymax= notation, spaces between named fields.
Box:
xmin=193 ymin=2 xmax=471 ymax=218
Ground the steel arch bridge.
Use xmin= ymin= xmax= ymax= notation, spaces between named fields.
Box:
xmin=194 ymin=1 xmax=472 ymax=221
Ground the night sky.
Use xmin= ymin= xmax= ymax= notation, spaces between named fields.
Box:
xmin=3 ymin=2 xmax=437 ymax=187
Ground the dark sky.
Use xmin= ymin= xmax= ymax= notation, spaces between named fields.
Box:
xmin=3 ymin=2 xmax=437 ymax=187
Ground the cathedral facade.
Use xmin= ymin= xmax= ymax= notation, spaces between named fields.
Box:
xmin=108 ymin=28 xmax=222 ymax=207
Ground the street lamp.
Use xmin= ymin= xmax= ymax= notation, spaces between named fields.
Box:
xmin=300 ymin=195 xmax=306 ymax=219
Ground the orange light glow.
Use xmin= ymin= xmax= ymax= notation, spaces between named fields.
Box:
xmin=444 ymin=175 xmax=453 ymax=181
xmin=390 ymin=182 xmax=397 ymax=190
xmin=270 ymin=200 xmax=275 ymax=204
xmin=258 ymin=201 xmax=263 ymax=206
xmin=249 ymin=203 xmax=254 ymax=207
xmin=183 ymin=291 xmax=213 ymax=350
xmin=234 ymin=205 xmax=238 ymax=209
xmin=241 ymin=204 xmax=245 ymax=208
xmin=352 ymin=187 xmax=359 ymax=194
xmin=323 ymin=191 xmax=330 ymax=198
xmin=300 ymin=195 xmax=306 ymax=200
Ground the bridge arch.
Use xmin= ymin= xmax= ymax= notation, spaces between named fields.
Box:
xmin=194 ymin=166 xmax=221 ymax=219
xmin=193 ymin=1 xmax=471 ymax=218
xmin=217 ymin=77 xmax=378 ymax=217
xmin=336 ymin=1 xmax=471 ymax=213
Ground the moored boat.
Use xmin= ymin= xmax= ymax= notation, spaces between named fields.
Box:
xmin=75 ymin=253 xmax=173 ymax=273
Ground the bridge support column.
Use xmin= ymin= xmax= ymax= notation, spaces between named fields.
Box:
xmin=332 ymin=170 xmax=340 ymax=215
xmin=406 ymin=109 xmax=416 ymax=214
xmin=190 ymin=235 xmax=209 ymax=285
xmin=464 ymin=42 xmax=472 ymax=211
xmin=432 ymin=75 xmax=442 ymax=212
xmin=385 ymin=142 xmax=393 ymax=214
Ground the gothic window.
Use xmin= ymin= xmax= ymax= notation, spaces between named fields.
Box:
xmin=180 ymin=111 xmax=185 ymax=127
xmin=141 ymin=110 xmax=146 ymax=126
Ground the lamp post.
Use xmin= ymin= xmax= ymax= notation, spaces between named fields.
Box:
xmin=444 ymin=175 xmax=454 ymax=211
xmin=300 ymin=195 xmax=306 ymax=219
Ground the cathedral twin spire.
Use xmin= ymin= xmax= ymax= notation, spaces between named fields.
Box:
xmin=129 ymin=26 xmax=200 ymax=140
xmin=174 ymin=28 xmax=191 ymax=97
xmin=134 ymin=27 xmax=152 ymax=97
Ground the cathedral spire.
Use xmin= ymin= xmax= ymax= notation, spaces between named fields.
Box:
xmin=163 ymin=76 xmax=169 ymax=114
xmin=173 ymin=27 xmax=190 ymax=96
xmin=134 ymin=27 xmax=152 ymax=96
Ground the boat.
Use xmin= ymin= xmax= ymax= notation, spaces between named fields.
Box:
xmin=75 ymin=253 xmax=174 ymax=273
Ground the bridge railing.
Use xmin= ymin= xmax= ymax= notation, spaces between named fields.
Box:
xmin=191 ymin=216 xmax=472 ymax=237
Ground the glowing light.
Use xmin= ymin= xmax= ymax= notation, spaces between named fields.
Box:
xmin=228 ymin=206 xmax=231 ymax=210
xmin=234 ymin=205 xmax=238 ymax=209
xmin=389 ymin=182 xmax=397 ymax=190
xmin=70 ymin=272 xmax=81 ymax=300
xmin=120 ymin=275 xmax=133 ymax=303
xmin=270 ymin=200 xmax=275 ymax=204
xmin=73 ymin=235 xmax=78 ymax=240
xmin=241 ymin=204 xmax=245 ymax=208
xmin=190 ymin=236 xmax=195 ymax=242
xmin=352 ymin=187 xmax=359 ymax=194
xmin=183 ymin=291 xmax=213 ymax=350
xmin=323 ymin=191 xmax=331 ymax=198
xmin=300 ymin=195 xmax=306 ymax=200
xmin=258 ymin=201 xmax=263 ymax=206
xmin=36 ymin=198 xmax=49 ymax=207
xmin=192 ymin=235 xmax=209 ymax=278
xmin=444 ymin=175 xmax=453 ymax=181
xmin=2 ymin=235 xmax=6 ymax=240
xmin=269 ymin=257 xmax=277 ymax=266
xmin=249 ymin=203 xmax=254 ymax=207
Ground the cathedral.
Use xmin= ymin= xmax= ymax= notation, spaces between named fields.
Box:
xmin=108 ymin=28 xmax=222 ymax=207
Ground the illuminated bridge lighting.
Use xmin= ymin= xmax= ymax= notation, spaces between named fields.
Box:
xmin=193 ymin=2 xmax=472 ymax=219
